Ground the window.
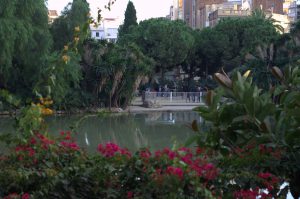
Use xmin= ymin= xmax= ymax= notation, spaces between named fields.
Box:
xmin=96 ymin=32 xmax=99 ymax=37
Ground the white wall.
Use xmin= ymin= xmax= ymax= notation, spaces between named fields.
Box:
xmin=90 ymin=26 xmax=118 ymax=42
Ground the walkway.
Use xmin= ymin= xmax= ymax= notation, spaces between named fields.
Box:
xmin=128 ymin=104 xmax=204 ymax=113
xmin=129 ymin=93 xmax=206 ymax=113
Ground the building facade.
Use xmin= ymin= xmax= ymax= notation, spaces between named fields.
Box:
xmin=170 ymin=0 xmax=290 ymax=30
xmin=283 ymin=0 xmax=294 ymax=14
xmin=288 ymin=0 xmax=300 ymax=21
xmin=90 ymin=18 xmax=119 ymax=43
xmin=209 ymin=1 xmax=249 ymax=27
xmin=242 ymin=0 xmax=283 ymax=13
xmin=48 ymin=10 xmax=58 ymax=24
xmin=198 ymin=3 xmax=224 ymax=28
xmin=209 ymin=9 xmax=250 ymax=27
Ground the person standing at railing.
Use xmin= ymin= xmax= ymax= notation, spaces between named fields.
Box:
xmin=186 ymin=92 xmax=191 ymax=102
xmin=158 ymin=86 xmax=162 ymax=97
xmin=163 ymin=84 xmax=169 ymax=97
xmin=197 ymin=86 xmax=201 ymax=102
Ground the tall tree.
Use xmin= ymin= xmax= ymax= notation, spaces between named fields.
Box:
xmin=82 ymin=40 xmax=153 ymax=108
xmin=118 ymin=1 xmax=138 ymax=38
xmin=50 ymin=0 xmax=90 ymax=51
xmin=0 ymin=0 xmax=52 ymax=96
xmin=121 ymin=18 xmax=194 ymax=78
xmin=190 ymin=13 xmax=279 ymax=79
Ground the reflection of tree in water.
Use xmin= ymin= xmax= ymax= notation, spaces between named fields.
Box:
xmin=144 ymin=111 xmax=202 ymax=124
xmin=144 ymin=112 xmax=162 ymax=122
xmin=73 ymin=114 xmax=150 ymax=151
xmin=133 ymin=127 xmax=148 ymax=149
xmin=18 ymin=112 xmax=200 ymax=152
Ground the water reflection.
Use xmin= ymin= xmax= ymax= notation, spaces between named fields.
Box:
xmin=0 ymin=111 xmax=202 ymax=152
xmin=143 ymin=111 xmax=203 ymax=125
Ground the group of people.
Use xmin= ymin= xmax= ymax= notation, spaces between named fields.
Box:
xmin=142 ymin=84 xmax=203 ymax=103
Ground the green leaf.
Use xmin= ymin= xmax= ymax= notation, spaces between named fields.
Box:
xmin=184 ymin=135 xmax=199 ymax=147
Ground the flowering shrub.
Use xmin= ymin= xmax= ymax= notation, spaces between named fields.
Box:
xmin=94 ymin=144 xmax=219 ymax=198
xmin=3 ymin=193 xmax=30 ymax=199
xmin=0 ymin=133 xmax=221 ymax=198
xmin=1 ymin=129 xmax=284 ymax=198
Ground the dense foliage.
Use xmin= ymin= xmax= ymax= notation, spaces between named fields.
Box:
xmin=0 ymin=0 xmax=51 ymax=98
xmin=191 ymin=65 xmax=300 ymax=198
xmin=1 ymin=64 xmax=300 ymax=198
xmin=120 ymin=18 xmax=194 ymax=78
xmin=50 ymin=0 xmax=90 ymax=51
xmin=82 ymin=40 xmax=153 ymax=108
xmin=1 ymin=0 xmax=300 ymax=110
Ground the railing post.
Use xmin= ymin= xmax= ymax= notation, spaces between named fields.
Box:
xmin=170 ymin=92 xmax=173 ymax=102
xmin=200 ymin=92 xmax=202 ymax=103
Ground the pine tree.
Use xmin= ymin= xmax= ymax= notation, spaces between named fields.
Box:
xmin=118 ymin=1 xmax=138 ymax=37
xmin=50 ymin=0 xmax=90 ymax=51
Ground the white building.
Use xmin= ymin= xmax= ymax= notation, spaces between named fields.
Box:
xmin=48 ymin=10 xmax=58 ymax=24
xmin=90 ymin=18 xmax=119 ymax=43
xmin=288 ymin=0 xmax=300 ymax=21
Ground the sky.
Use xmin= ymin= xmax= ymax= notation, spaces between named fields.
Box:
xmin=47 ymin=0 xmax=173 ymax=24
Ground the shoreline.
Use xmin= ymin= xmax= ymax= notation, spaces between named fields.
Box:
xmin=127 ymin=105 xmax=202 ymax=113
xmin=0 ymin=104 xmax=204 ymax=117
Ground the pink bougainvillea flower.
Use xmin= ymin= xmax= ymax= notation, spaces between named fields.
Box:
xmin=140 ymin=149 xmax=151 ymax=159
xmin=120 ymin=148 xmax=132 ymax=158
xmin=166 ymin=166 xmax=184 ymax=179
xmin=30 ymin=137 xmax=37 ymax=145
xmin=4 ymin=193 xmax=19 ymax=199
xmin=258 ymin=172 xmax=272 ymax=179
xmin=162 ymin=148 xmax=177 ymax=160
xmin=97 ymin=142 xmax=121 ymax=157
xmin=257 ymin=172 xmax=279 ymax=191
xmin=127 ymin=191 xmax=134 ymax=198
xmin=60 ymin=141 xmax=80 ymax=150
xmin=22 ymin=193 xmax=30 ymax=199
xmin=234 ymin=189 xmax=258 ymax=199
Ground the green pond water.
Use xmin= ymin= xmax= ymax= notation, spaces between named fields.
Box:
xmin=0 ymin=111 xmax=203 ymax=153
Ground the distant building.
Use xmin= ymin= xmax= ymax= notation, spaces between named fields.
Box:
xmin=252 ymin=0 xmax=283 ymax=14
xmin=197 ymin=0 xmax=225 ymax=29
xmin=209 ymin=9 xmax=250 ymax=27
xmin=242 ymin=0 xmax=283 ymax=14
xmin=169 ymin=0 xmax=290 ymax=30
xmin=170 ymin=0 xmax=226 ymax=29
xmin=271 ymin=13 xmax=292 ymax=33
xmin=90 ymin=18 xmax=119 ymax=43
xmin=48 ymin=10 xmax=58 ymax=24
xmin=242 ymin=0 xmax=252 ymax=10
xmin=283 ymin=0 xmax=294 ymax=14
xmin=288 ymin=0 xmax=300 ymax=21
xmin=209 ymin=1 xmax=249 ymax=27
xmin=171 ymin=0 xmax=184 ymax=20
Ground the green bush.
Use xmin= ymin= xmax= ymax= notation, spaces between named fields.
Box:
xmin=191 ymin=65 xmax=300 ymax=198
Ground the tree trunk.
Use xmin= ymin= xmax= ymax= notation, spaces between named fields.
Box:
xmin=109 ymin=92 xmax=112 ymax=111
xmin=112 ymin=92 xmax=119 ymax=108
xmin=0 ymin=74 xmax=5 ymax=89
xmin=111 ymin=71 xmax=123 ymax=98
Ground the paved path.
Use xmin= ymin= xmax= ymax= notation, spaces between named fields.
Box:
xmin=127 ymin=104 xmax=204 ymax=113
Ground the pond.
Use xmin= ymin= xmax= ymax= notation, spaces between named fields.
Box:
xmin=0 ymin=111 xmax=202 ymax=153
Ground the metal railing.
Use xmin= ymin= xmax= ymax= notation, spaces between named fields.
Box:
xmin=142 ymin=92 xmax=205 ymax=104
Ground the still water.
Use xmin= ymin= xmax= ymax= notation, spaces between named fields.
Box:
xmin=0 ymin=111 xmax=202 ymax=153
